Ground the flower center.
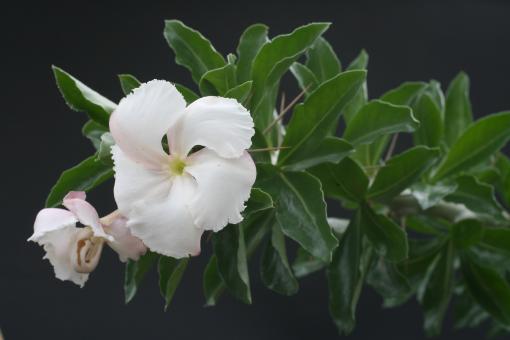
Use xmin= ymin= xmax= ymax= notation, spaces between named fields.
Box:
xmin=168 ymin=157 xmax=186 ymax=176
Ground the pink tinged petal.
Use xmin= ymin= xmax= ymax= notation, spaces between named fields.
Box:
xmin=109 ymin=80 xmax=186 ymax=168
xmin=29 ymin=208 xmax=78 ymax=242
xmin=62 ymin=196 xmax=112 ymax=241
xmin=126 ymin=175 xmax=203 ymax=258
xmin=168 ymin=97 xmax=255 ymax=158
xmin=112 ymin=145 xmax=173 ymax=216
xmin=185 ymin=149 xmax=256 ymax=232
xmin=64 ymin=191 xmax=86 ymax=200
xmin=103 ymin=216 xmax=147 ymax=262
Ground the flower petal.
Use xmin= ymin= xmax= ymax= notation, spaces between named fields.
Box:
xmin=62 ymin=193 xmax=111 ymax=241
xmin=112 ymin=145 xmax=172 ymax=216
xmin=126 ymin=175 xmax=203 ymax=258
xmin=104 ymin=215 xmax=147 ymax=262
xmin=29 ymin=209 xmax=88 ymax=287
xmin=168 ymin=97 xmax=254 ymax=158
xmin=110 ymin=80 xmax=186 ymax=167
xmin=185 ymin=149 xmax=256 ymax=232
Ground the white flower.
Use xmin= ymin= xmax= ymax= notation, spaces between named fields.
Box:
xmin=28 ymin=191 xmax=147 ymax=287
xmin=109 ymin=80 xmax=256 ymax=258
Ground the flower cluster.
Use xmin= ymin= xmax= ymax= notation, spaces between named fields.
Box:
xmin=30 ymin=80 xmax=256 ymax=286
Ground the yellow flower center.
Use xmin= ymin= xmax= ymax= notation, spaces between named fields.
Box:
xmin=168 ymin=157 xmax=186 ymax=176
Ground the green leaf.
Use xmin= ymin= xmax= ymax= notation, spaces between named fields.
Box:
xmin=213 ymin=224 xmax=251 ymax=304
xmin=305 ymin=37 xmax=341 ymax=83
xmin=203 ymin=256 xmax=224 ymax=307
xmin=45 ymin=155 xmax=113 ymax=207
xmin=367 ymin=146 xmax=440 ymax=202
xmin=256 ymin=165 xmax=338 ymax=262
xmin=158 ymin=257 xmax=189 ymax=310
xmin=199 ymin=63 xmax=236 ymax=96
xmin=125 ymin=251 xmax=159 ymax=303
xmin=433 ymin=112 xmax=510 ymax=180
xmin=444 ymin=72 xmax=473 ymax=146
xmin=163 ymin=20 xmax=225 ymax=83
xmin=250 ymin=23 xmax=330 ymax=132
xmin=343 ymin=100 xmax=419 ymax=146
xmin=260 ymin=223 xmax=299 ymax=295
xmin=245 ymin=188 xmax=274 ymax=217
xmin=454 ymin=287 xmax=490 ymax=330
xmin=481 ymin=228 xmax=510 ymax=259
xmin=420 ymin=242 xmax=454 ymax=336
xmin=461 ymin=252 xmax=510 ymax=326
xmin=278 ymin=70 xmax=366 ymax=167
xmin=452 ymin=219 xmax=484 ymax=249
xmin=327 ymin=212 xmax=365 ymax=334
xmin=410 ymin=181 xmax=458 ymax=210
xmin=82 ymin=120 xmax=107 ymax=150
xmin=367 ymin=256 xmax=411 ymax=303
xmin=309 ymin=157 xmax=369 ymax=204
xmin=118 ymin=74 xmax=141 ymax=95
xmin=281 ymin=137 xmax=353 ymax=171
xmin=224 ymin=81 xmax=252 ymax=104
xmin=380 ymin=82 xmax=427 ymax=105
xmin=175 ymin=84 xmax=200 ymax=104
xmin=347 ymin=49 xmax=368 ymax=71
xmin=292 ymin=247 xmax=326 ymax=278
xmin=53 ymin=66 xmax=116 ymax=127
xmin=96 ymin=132 xmax=115 ymax=165
xmin=290 ymin=62 xmax=319 ymax=95
xmin=236 ymin=24 xmax=269 ymax=84
xmin=445 ymin=175 xmax=506 ymax=221
xmin=413 ymin=93 xmax=444 ymax=147
xmin=360 ymin=203 xmax=408 ymax=261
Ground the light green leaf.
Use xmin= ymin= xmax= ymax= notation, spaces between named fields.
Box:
xmin=236 ymin=24 xmax=269 ymax=84
xmin=368 ymin=146 xmax=440 ymax=202
xmin=125 ymin=251 xmax=159 ymax=304
xmin=158 ymin=257 xmax=189 ymax=310
xmin=278 ymin=70 xmax=366 ymax=167
xmin=444 ymin=72 xmax=473 ymax=146
xmin=224 ymin=81 xmax=253 ymax=104
xmin=290 ymin=62 xmax=319 ymax=95
xmin=309 ymin=157 xmax=368 ymax=204
xmin=281 ymin=137 xmax=353 ymax=171
xmin=433 ymin=112 xmax=510 ymax=180
xmin=45 ymin=155 xmax=113 ymax=207
xmin=347 ymin=49 xmax=368 ymax=71
xmin=360 ymin=203 xmax=408 ymax=261
xmin=163 ymin=20 xmax=225 ymax=83
xmin=260 ymin=223 xmax=299 ymax=295
xmin=256 ymin=165 xmax=338 ymax=262
xmin=53 ymin=66 xmax=116 ymax=127
xmin=343 ymin=100 xmax=419 ymax=146
xmin=213 ymin=224 xmax=251 ymax=304
xmin=305 ymin=37 xmax=341 ymax=82
xmin=118 ymin=74 xmax=141 ymax=95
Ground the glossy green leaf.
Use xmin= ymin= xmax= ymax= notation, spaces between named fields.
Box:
xmin=278 ymin=70 xmax=366 ymax=167
xmin=445 ymin=175 xmax=505 ymax=220
xmin=444 ymin=72 xmax=473 ymax=146
xmin=260 ymin=223 xmax=299 ymax=295
xmin=175 ymin=84 xmax=200 ymax=104
xmin=434 ymin=112 xmax=510 ymax=180
xmin=236 ymin=24 xmax=269 ymax=83
xmin=281 ymin=137 xmax=353 ymax=171
xmin=343 ymin=100 xmax=419 ymax=146
xmin=250 ymin=23 xmax=330 ymax=131
xmin=462 ymin=252 xmax=510 ymax=327
xmin=368 ymin=146 xmax=440 ymax=202
xmin=158 ymin=257 xmax=189 ymax=310
xmin=82 ymin=120 xmax=107 ymax=150
xmin=199 ymin=63 xmax=236 ymax=96
xmin=420 ymin=242 xmax=454 ymax=336
xmin=125 ymin=251 xmax=159 ymax=303
xmin=213 ymin=224 xmax=251 ymax=304
xmin=327 ymin=212 xmax=365 ymax=334
xmin=224 ymin=81 xmax=252 ymax=104
xmin=53 ymin=66 xmax=116 ymax=127
xmin=452 ymin=219 xmax=484 ymax=249
xmin=45 ymin=155 xmax=113 ymax=207
xmin=290 ymin=62 xmax=319 ymax=95
xmin=118 ymin=74 xmax=141 ymax=95
xmin=413 ymin=93 xmax=444 ymax=147
xmin=309 ymin=157 xmax=369 ymax=204
xmin=305 ymin=37 xmax=341 ymax=82
xmin=360 ymin=203 xmax=408 ymax=261
xmin=410 ymin=181 xmax=458 ymax=210
xmin=256 ymin=165 xmax=338 ymax=262
xmin=163 ymin=20 xmax=225 ymax=83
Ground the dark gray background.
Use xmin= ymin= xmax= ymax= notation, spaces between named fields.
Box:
xmin=2 ymin=0 xmax=509 ymax=339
